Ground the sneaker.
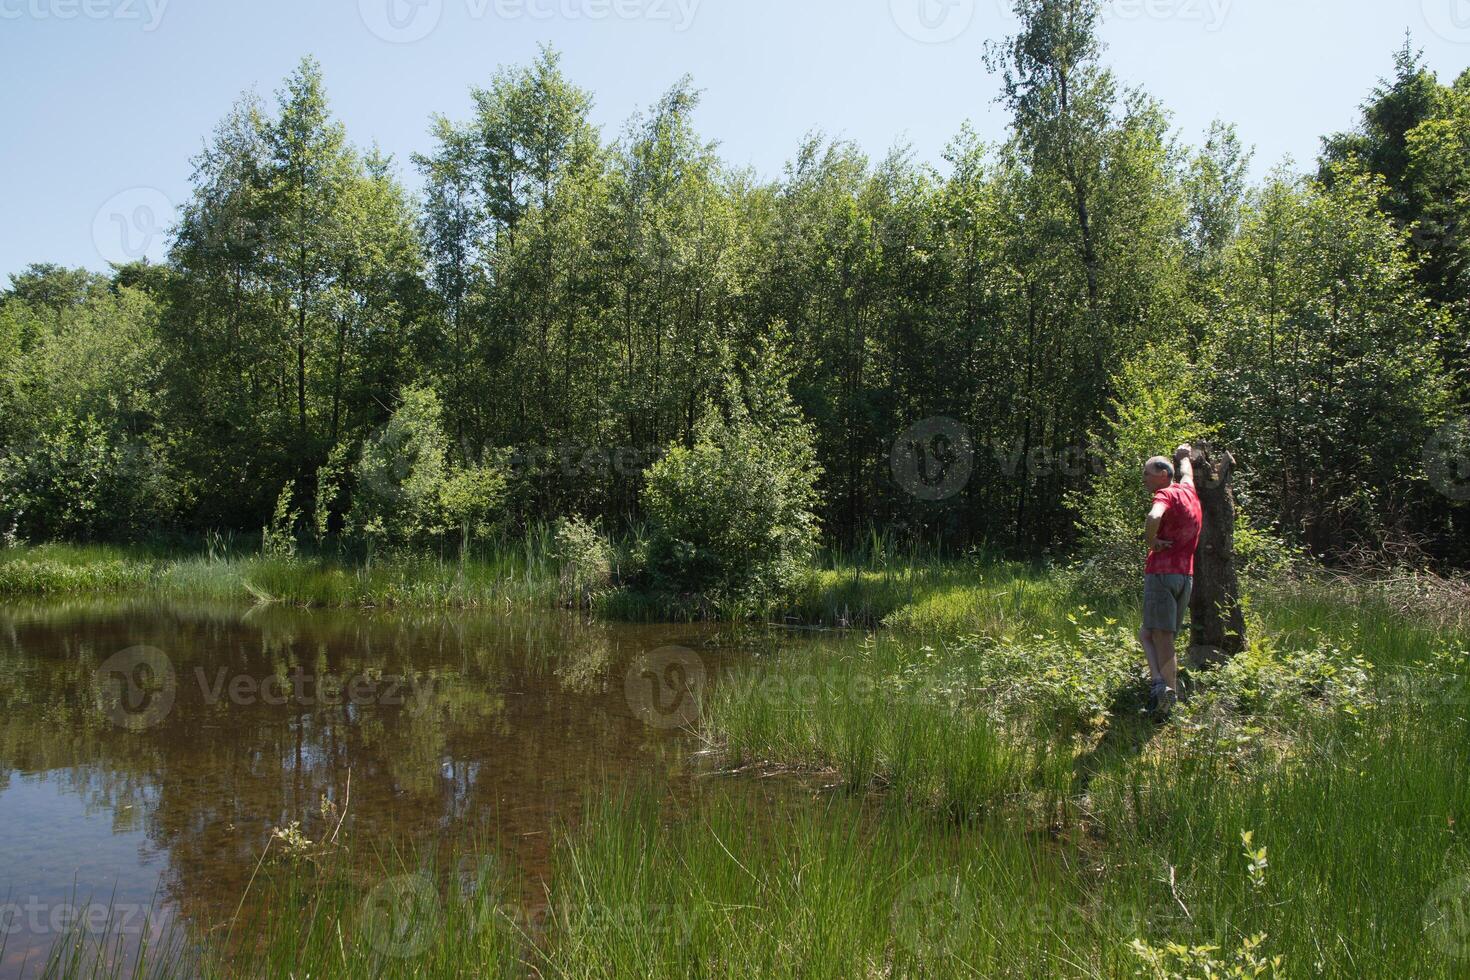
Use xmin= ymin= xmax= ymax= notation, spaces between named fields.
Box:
xmin=1155 ymin=686 xmax=1178 ymax=718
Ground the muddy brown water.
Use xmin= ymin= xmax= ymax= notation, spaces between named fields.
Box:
xmin=0 ymin=598 xmax=804 ymax=976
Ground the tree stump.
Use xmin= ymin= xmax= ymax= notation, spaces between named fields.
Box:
xmin=1187 ymin=444 xmax=1247 ymax=668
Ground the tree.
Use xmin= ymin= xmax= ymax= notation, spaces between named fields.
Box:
xmin=0 ymin=283 xmax=175 ymax=541
xmin=350 ymin=385 xmax=452 ymax=548
xmin=1183 ymin=121 xmax=1252 ymax=337
xmin=165 ymin=58 xmax=423 ymax=530
xmin=1324 ymin=43 xmax=1470 ymax=392
xmin=1208 ymin=167 xmax=1455 ymax=553
xmin=348 ymin=384 xmax=505 ymax=552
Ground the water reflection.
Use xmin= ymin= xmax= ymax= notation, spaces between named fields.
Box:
xmin=0 ymin=598 xmax=739 ymax=976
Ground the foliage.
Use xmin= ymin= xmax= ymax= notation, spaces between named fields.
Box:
xmin=1208 ymin=166 xmax=1455 ymax=553
xmin=0 ymin=415 xmax=173 ymax=542
xmin=641 ymin=407 xmax=821 ymax=609
xmin=947 ymin=613 xmax=1142 ymax=730
xmin=439 ymin=462 xmax=508 ymax=552
xmin=553 ymin=514 xmax=613 ymax=609
xmin=1130 ymin=932 xmax=1282 ymax=979
xmin=346 ymin=385 xmax=507 ymax=553
xmin=2 ymin=31 xmax=1468 ymax=569
xmin=1070 ymin=344 xmax=1208 ymax=589
xmin=1183 ymin=635 xmax=1376 ymax=725
xmin=312 ymin=442 xmax=350 ymax=549
xmin=349 ymin=385 xmax=452 ymax=548
xmin=262 ymin=481 xmax=300 ymax=560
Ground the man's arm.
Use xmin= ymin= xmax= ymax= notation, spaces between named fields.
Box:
xmin=1174 ymin=444 xmax=1195 ymax=487
xmin=1145 ymin=500 xmax=1170 ymax=552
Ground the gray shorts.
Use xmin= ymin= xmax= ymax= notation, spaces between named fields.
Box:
xmin=1143 ymin=574 xmax=1193 ymax=634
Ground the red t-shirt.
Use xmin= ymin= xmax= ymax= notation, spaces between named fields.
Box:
xmin=1146 ymin=482 xmax=1202 ymax=576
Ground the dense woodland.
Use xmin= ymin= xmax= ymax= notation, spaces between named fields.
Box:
xmin=2 ymin=0 xmax=1468 ymax=566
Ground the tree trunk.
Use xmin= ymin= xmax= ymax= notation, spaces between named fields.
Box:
xmin=1188 ymin=444 xmax=1247 ymax=667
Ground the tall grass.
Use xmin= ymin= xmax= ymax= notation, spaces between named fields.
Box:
xmin=0 ymin=544 xmax=153 ymax=596
xmin=703 ymin=568 xmax=1470 ymax=977
xmin=545 ymin=786 xmax=1099 ymax=978
xmin=0 ymin=532 xmax=565 ymax=610
xmin=1082 ymin=674 xmax=1470 ymax=976
xmin=709 ymin=633 xmax=1074 ymax=818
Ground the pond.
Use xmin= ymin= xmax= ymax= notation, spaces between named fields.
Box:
xmin=0 ymin=598 xmax=781 ymax=977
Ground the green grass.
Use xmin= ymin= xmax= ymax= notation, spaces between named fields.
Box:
xmin=693 ymin=568 xmax=1470 ymax=977
xmin=0 ymin=536 xmax=564 ymax=610
xmin=0 ymin=544 xmax=153 ymax=596
xmin=60 ymin=729 xmax=1470 ymax=979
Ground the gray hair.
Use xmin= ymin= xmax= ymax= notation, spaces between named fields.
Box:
xmin=1145 ymin=457 xmax=1175 ymax=481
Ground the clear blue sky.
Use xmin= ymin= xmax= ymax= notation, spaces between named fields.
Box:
xmin=2 ymin=0 xmax=1467 ymax=282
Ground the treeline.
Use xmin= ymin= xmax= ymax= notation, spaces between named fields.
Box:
xmin=1 ymin=1 xmax=1467 ymax=563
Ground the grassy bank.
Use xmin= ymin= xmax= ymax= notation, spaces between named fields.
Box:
xmin=0 ymin=539 xmax=563 ymax=610
xmin=697 ymin=572 xmax=1470 ymax=976
xmin=0 ymin=538 xmax=1105 ymax=635
xmin=0 ymin=539 xmax=1091 ymax=634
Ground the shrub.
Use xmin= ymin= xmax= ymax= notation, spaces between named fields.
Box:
xmin=350 ymin=385 xmax=451 ymax=548
xmin=440 ymin=462 xmax=508 ymax=553
xmin=641 ymin=410 xmax=821 ymax=610
xmin=945 ymin=612 xmax=1143 ymax=732
xmin=261 ymin=482 xmax=300 ymax=560
xmin=348 ymin=386 xmax=505 ymax=553
xmin=0 ymin=414 xmax=173 ymax=542
xmin=554 ymin=515 xmax=613 ymax=609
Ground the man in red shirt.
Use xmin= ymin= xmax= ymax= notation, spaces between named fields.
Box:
xmin=1138 ymin=444 xmax=1202 ymax=717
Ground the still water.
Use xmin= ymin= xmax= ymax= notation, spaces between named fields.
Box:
xmin=0 ymin=598 xmax=774 ymax=976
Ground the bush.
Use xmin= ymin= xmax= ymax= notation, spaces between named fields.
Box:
xmin=350 ymin=385 xmax=451 ymax=547
xmin=554 ymin=515 xmax=613 ymax=609
xmin=348 ymin=385 xmax=505 ymax=553
xmin=0 ymin=414 xmax=174 ymax=542
xmin=641 ymin=410 xmax=821 ymax=610
xmin=440 ymin=462 xmax=508 ymax=553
